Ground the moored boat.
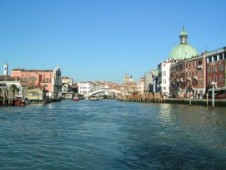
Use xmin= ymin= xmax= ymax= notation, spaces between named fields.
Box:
xmin=89 ymin=95 xmax=102 ymax=101
xmin=72 ymin=96 xmax=79 ymax=101
xmin=13 ymin=97 xmax=26 ymax=106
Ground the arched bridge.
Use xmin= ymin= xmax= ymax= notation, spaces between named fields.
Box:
xmin=84 ymin=88 xmax=124 ymax=98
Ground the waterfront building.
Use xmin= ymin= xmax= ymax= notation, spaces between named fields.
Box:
xmin=61 ymin=76 xmax=74 ymax=99
xmin=170 ymin=54 xmax=206 ymax=98
xmin=121 ymin=74 xmax=137 ymax=94
xmin=11 ymin=66 xmax=62 ymax=99
xmin=144 ymin=69 xmax=158 ymax=93
xmin=78 ymin=81 xmax=97 ymax=95
xmin=137 ymin=77 xmax=145 ymax=94
xmin=168 ymin=27 xmax=199 ymax=97
xmin=62 ymin=76 xmax=73 ymax=86
xmin=206 ymin=47 xmax=226 ymax=90
xmin=157 ymin=61 xmax=172 ymax=96
xmin=0 ymin=76 xmax=23 ymax=101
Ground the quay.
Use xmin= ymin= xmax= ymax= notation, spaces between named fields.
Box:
xmin=117 ymin=92 xmax=226 ymax=107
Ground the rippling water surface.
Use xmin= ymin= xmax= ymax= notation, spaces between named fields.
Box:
xmin=1 ymin=100 xmax=226 ymax=169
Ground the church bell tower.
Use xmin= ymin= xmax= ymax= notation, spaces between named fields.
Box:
xmin=3 ymin=62 xmax=8 ymax=76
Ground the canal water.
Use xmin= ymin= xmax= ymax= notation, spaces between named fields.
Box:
xmin=1 ymin=100 xmax=226 ymax=170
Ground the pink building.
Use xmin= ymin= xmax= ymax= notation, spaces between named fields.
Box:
xmin=170 ymin=54 xmax=206 ymax=98
xmin=11 ymin=67 xmax=62 ymax=99
xmin=206 ymin=47 xmax=226 ymax=88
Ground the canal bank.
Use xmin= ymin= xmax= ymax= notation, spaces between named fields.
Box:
xmin=164 ymin=98 xmax=226 ymax=107
xmin=117 ymin=92 xmax=226 ymax=107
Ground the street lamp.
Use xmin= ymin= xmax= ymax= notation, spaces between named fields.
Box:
xmin=211 ymin=81 xmax=217 ymax=109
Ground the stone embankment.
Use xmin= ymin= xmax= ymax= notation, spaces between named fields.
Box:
xmin=117 ymin=92 xmax=226 ymax=107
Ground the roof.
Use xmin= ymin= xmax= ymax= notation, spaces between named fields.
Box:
xmin=168 ymin=27 xmax=199 ymax=61
xmin=169 ymin=44 xmax=198 ymax=60
xmin=12 ymin=69 xmax=52 ymax=72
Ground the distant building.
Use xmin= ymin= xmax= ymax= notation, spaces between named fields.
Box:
xmin=61 ymin=76 xmax=74 ymax=99
xmin=3 ymin=62 xmax=8 ymax=76
xmin=122 ymin=74 xmax=137 ymax=94
xmin=157 ymin=61 xmax=172 ymax=96
xmin=137 ymin=77 xmax=145 ymax=94
xmin=0 ymin=75 xmax=23 ymax=99
xmin=78 ymin=81 xmax=96 ymax=95
xmin=144 ymin=69 xmax=158 ymax=93
xmin=11 ymin=66 xmax=62 ymax=99
xmin=61 ymin=76 xmax=73 ymax=86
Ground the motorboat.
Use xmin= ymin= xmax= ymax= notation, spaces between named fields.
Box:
xmin=89 ymin=95 xmax=102 ymax=101
xmin=72 ymin=96 xmax=79 ymax=101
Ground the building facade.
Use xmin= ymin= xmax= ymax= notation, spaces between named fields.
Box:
xmin=61 ymin=76 xmax=74 ymax=99
xmin=11 ymin=67 xmax=62 ymax=99
xmin=170 ymin=54 xmax=206 ymax=98
xmin=167 ymin=27 xmax=199 ymax=97
xmin=206 ymin=47 xmax=226 ymax=90
xmin=157 ymin=61 xmax=172 ymax=96
xmin=78 ymin=81 xmax=96 ymax=95
xmin=144 ymin=69 xmax=158 ymax=93
xmin=137 ymin=77 xmax=145 ymax=94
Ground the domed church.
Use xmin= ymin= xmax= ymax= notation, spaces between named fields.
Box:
xmin=169 ymin=27 xmax=198 ymax=61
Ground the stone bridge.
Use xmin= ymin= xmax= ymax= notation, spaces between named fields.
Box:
xmin=84 ymin=88 xmax=125 ymax=98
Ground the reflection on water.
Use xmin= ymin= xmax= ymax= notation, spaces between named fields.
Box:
xmin=1 ymin=100 xmax=226 ymax=169
xmin=159 ymin=104 xmax=174 ymax=123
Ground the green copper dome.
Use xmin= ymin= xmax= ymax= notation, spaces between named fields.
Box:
xmin=169 ymin=27 xmax=198 ymax=60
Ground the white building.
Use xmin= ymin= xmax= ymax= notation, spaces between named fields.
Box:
xmin=61 ymin=76 xmax=73 ymax=86
xmin=157 ymin=61 xmax=172 ymax=96
xmin=138 ymin=77 xmax=145 ymax=94
xmin=78 ymin=81 xmax=97 ymax=95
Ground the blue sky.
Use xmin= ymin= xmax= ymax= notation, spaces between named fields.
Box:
xmin=0 ymin=0 xmax=225 ymax=83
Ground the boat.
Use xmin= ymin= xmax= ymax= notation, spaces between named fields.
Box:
xmin=89 ymin=95 xmax=102 ymax=101
xmin=72 ymin=96 xmax=79 ymax=101
xmin=13 ymin=97 xmax=26 ymax=106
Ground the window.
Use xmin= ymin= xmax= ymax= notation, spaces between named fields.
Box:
xmin=214 ymin=66 xmax=217 ymax=72
xmin=198 ymin=60 xmax=202 ymax=65
xmin=29 ymin=76 xmax=36 ymax=82
xmin=23 ymin=78 xmax=28 ymax=82
xmin=219 ymin=64 xmax=224 ymax=71
xmin=209 ymin=57 xmax=212 ymax=63
xmin=208 ymin=77 xmax=211 ymax=84
xmin=163 ymin=71 xmax=166 ymax=76
xmin=214 ymin=75 xmax=217 ymax=82
xmin=219 ymin=53 xmax=223 ymax=60
xmin=219 ymin=75 xmax=223 ymax=83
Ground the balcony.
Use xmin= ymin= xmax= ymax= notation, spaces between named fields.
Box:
xmin=186 ymin=77 xmax=191 ymax=81
xmin=193 ymin=76 xmax=198 ymax=80
xmin=197 ymin=65 xmax=203 ymax=70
